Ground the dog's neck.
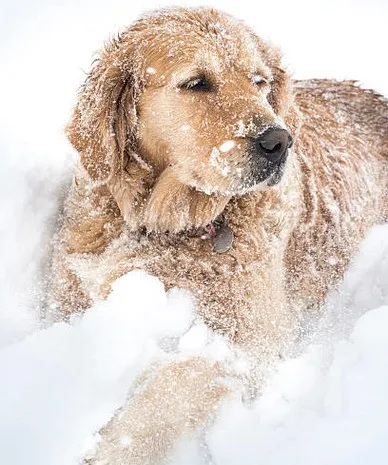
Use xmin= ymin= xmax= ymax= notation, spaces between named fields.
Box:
xmin=108 ymin=165 xmax=231 ymax=234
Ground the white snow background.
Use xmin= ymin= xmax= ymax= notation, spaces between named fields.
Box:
xmin=0 ymin=0 xmax=387 ymax=464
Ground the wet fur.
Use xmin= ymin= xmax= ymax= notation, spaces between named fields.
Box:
xmin=48 ymin=7 xmax=388 ymax=464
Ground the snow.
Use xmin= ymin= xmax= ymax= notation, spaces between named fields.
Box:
xmin=210 ymin=146 xmax=231 ymax=177
xmin=0 ymin=272 xmax=195 ymax=464
xmin=0 ymin=0 xmax=387 ymax=464
xmin=219 ymin=140 xmax=236 ymax=153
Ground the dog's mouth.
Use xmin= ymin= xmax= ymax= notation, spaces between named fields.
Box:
xmin=240 ymin=153 xmax=287 ymax=192
xmin=266 ymin=158 xmax=286 ymax=186
xmin=187 ymin=149 xmax=288 ymax=197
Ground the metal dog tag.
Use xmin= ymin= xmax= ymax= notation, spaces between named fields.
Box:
xmin=212 ymin=222 xmax=234 ymax=253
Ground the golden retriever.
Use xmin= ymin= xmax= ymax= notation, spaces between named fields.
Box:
xmin=48 ymin=7 xmax=388 ymax=464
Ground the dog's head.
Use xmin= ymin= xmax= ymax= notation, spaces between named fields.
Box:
xmin=67 ymin=8 xmax=298 ymax=232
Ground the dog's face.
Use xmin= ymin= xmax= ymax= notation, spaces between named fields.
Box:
xmin=68 ymin=8 xmax=297 ymax=231
xmin=137 ymin=16 xmax=293 ymax=196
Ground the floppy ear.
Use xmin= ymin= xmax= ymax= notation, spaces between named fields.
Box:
xmin=66 ymin=36 xmax=153 ymax=229
xmin=67 ymin=40 xmax=133 ymax=182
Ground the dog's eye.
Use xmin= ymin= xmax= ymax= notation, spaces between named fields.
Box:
xmin=252 ymin=75 xmax=268 ymax=86
xmin=179 ymin=76 xmax=212 ymax=92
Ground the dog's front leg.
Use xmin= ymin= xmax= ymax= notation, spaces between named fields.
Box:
xmin=215 ymin=247 xmax=299 ymax=397
xmin=241 ymin=257 xmax=299 ymax=399
xmin=85 ymin=357 xmax=230 ymax=465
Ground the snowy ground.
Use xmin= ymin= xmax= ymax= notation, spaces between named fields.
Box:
xmin=0 ymin=1 xmax=387 ymax=464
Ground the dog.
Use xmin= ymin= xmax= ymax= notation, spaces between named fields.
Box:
xmin=48 ymin=7 xmax=388 ymax=464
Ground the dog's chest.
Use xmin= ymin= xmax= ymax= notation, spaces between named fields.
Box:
xmin=66 ymin=221 xmax=275 ymax=308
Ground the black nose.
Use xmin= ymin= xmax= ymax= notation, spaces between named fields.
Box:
xmin=254 ymin=127 xmax=293 ymax=163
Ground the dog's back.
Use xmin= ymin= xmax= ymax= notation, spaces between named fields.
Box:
xmin=286 ymin=80 xmax=388 ymax=308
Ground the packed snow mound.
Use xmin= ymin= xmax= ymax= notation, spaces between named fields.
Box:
xmin=207 ymin=304 xmax=388 ymax=465
xmin=0 ymin=226 xmax=388 ymax=465
xmin=0 ymin=271 xmax=233 ymax=465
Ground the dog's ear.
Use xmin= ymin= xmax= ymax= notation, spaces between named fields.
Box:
xmin=66 ymin=36 xmax=146 ymax=184
xmin=67 ymin=35 xmax=155 ymax=230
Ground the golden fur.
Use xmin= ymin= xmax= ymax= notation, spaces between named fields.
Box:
xmin=48 ymin=7 xmax=388 ymax=464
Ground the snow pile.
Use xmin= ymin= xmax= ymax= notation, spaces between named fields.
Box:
xmin=0 ymin=160 xmax=72 ymax=347
xmin=207 ymin=305 xmax=388 ymax=465
xmin=0 ymin=271 xmax=234 ymax=465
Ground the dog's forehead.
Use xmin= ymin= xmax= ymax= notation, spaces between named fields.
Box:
xmin=194 ymin=38 xmax=265 ymax=74
xmin=132 ymin=10 xmax=273 ymax=80
xmin=140 ymin=28 xmax=270 ymax=82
